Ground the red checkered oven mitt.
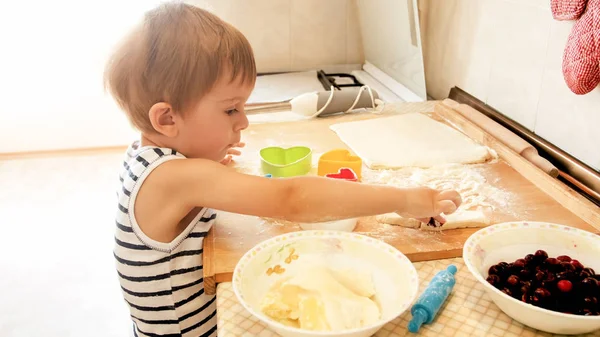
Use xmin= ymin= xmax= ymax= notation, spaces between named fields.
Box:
xmin=562 ymin=0 xmax=600 ymax=94
xmin=552 ymin=0 xmax=588 ymax=20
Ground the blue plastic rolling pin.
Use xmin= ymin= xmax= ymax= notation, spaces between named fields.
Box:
xmin=408 ymin=265 xmax=457 ymax=333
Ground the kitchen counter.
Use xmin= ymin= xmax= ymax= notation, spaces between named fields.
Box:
xmin=215 ymin=257 xmax=600 ymax=337
xmin=203 ymin=101 xmax=600 ymax=295
xmin=209 ymin=101 xmax=600 ymax=336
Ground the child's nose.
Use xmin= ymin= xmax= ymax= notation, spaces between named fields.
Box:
xmin=235 ymin=111 xmax=249 ymax=131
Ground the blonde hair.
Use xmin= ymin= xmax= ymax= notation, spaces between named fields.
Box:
xmin=104 ymin=1 xmax=256 ymax=133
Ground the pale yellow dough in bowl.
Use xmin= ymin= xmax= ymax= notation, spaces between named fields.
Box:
xmin=232 ymin=230 xmax=419 ymax=337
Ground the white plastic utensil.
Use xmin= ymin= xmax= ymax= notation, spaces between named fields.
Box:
xmin=246 ymin=86 xmax=384 ymax=118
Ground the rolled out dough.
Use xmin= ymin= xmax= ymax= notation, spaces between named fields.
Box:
xmin=376 ymin=210 xmax=490 ymax=231
xmin=329 ymin=113 xmax=491 ymax=168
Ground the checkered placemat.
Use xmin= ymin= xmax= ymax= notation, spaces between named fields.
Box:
xmin=216 ymin=258 xmax=600 ymax=337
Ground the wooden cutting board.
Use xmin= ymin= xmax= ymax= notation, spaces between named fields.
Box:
xmin=202 ymin=101 xmax=600 ymax=294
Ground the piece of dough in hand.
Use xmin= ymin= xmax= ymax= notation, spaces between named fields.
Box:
xmin=376 ymin=210 xmax=490 ymax=231
xmin=375 ymin=213 xmax=422 ymax=228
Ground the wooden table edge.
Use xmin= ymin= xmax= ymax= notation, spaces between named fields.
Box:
xmin=203 ymin=227 xmax=217 ymax=295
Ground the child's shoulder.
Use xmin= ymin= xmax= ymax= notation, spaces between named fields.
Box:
xmin=119 ymin=141 xmax=187 ymax=183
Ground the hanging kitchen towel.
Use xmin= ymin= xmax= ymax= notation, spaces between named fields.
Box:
xmin=552 ymin=0 xmax=588 ymax=20
xmin=563 ymin=0 xmax=600 ymax=95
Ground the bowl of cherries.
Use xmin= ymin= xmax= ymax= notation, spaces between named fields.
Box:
xmin=463 ymin=221 xmax=600 ymax=335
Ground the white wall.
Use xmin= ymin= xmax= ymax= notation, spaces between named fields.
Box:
xmin=356 ymin=0 xmax=427 ymax=100
xmin=420 ymin=0 xmax=600 ymax=171
xmin=188 ymin=0 xmax=364 ymax=73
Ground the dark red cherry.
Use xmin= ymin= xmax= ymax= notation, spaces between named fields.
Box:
xmin=486 ymin=274 xmax=501 ymax=287
xmin=507 ymin=275 xmax=520 ymax=286
xmin=571 ymin=260 xmax=584 ymax=270
xmin=535 ymin=271 xmax=546 ymax=282
xmin=488 ymin=265 xmax=502 ymax=276
xmin=534 ymin=287 xmax=551 ymax=298
xmin=583 ymin=297 xmax=598 ymax=307
xmin=556 ymin=271 xmax=574 ymax=281
xmin=513 ymin=259 xmax=526 ymax=269
xmin=524 ymin=254 xmax=536 ymax=266
xmin=519 ymin=269 xmax=532 ymax=280
xmin=535 ymin=250 xmax=548 ymax=260
xmin=581 ymin=277 xmax=599 ymax=290
xmin=561 ymin=262 xmax=576 ymax=272
xmin=557 ymin=255 xmax=572 ymax=262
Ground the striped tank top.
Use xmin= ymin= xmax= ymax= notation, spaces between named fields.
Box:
xmin=114 ymin=142 xmax=217 ymax=337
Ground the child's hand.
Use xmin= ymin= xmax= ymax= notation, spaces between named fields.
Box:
xmin=220 ymin=142 xmax=245 ymax=166
xmin=398 ymin=187 xmax=462 ymax=224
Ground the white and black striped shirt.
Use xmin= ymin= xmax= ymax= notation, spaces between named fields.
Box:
xmin=114 ymin=142 xmax=217 ymax=337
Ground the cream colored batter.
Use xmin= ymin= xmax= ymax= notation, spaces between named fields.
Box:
xmin=260 ymin=267 xmax=380 ymax=331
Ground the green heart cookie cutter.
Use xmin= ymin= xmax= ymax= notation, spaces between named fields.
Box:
xmin=260 ymin=146 xmax=312 ymax=177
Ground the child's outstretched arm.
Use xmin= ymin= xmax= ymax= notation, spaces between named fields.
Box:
xmin=142 ymin=158 xmax=461 ymax=225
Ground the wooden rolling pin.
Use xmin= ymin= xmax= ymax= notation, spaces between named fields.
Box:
xmin=442 ymin=99 xmax=559 ymax=178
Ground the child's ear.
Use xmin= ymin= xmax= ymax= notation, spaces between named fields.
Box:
xmin=148 ymin=102 xmax=178 ymax=138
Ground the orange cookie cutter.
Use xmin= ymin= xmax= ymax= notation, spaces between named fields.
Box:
xmin=318 ymin=149 xmax=362 ymax=180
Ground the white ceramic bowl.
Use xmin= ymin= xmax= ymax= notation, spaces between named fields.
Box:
xmin=298 ymin=218 xmax=358 ymax=232
xmin=232 ymin=230 xmax=419 ymax=337
xmin=463 ymin=221 xmax=600 ymax=335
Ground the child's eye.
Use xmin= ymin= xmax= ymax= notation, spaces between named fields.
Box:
xmin=225 ymin=108 xmax=238 ymax=115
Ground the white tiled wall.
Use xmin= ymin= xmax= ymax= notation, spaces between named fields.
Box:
xmin=187 ymin=0 xmax=364 ymax=73
xmin=420 ymin=0 xmax=600 ymax=171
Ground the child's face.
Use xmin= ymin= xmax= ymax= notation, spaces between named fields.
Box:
xmin=177 ymin=75 xmax=253 ymax=161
